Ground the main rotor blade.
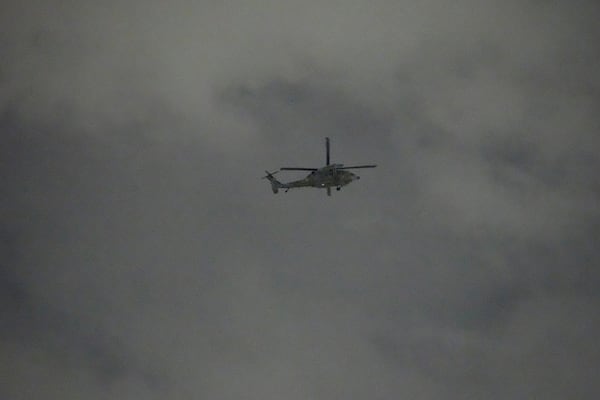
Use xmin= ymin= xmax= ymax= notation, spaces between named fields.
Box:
xmin=337 ymin=164 xmax=377 ymax=169
xmin=280 ymin=167 xmax=318 ymax=171
xmin=326 ymin=137 xmax=330 ymax=166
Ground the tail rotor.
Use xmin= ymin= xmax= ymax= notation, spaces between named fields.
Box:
xmin=261 ymin=170 xmax=279 ymax=180
xmin=262 ymin=170 xmax=283 ymax=193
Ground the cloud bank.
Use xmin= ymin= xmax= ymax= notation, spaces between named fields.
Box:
xmin=2 ymin=1 xmax=599 ymax=399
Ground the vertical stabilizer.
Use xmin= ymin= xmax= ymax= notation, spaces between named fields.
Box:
xmin=263 ymin=171 xmax=282 ymax=194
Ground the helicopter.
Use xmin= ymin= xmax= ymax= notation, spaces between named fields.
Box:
xmin=263 ymin=137 xmax=376 ymax=196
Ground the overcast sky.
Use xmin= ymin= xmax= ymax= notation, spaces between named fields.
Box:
xmin=2 ymin=1 xmax=600 ymax=399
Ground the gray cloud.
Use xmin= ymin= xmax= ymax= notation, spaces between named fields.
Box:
xmin=2 ymin=0 xmax=599 ymax=399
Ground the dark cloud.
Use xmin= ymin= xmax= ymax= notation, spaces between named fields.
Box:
xmin=2 ymin=0 xmax=600 ymax=399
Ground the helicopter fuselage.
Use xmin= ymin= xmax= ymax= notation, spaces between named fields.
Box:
xmin=283 ymin=165 xmax=360 ymax=190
